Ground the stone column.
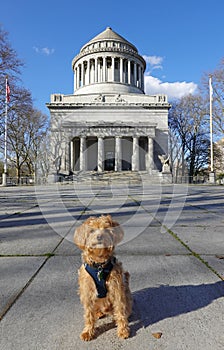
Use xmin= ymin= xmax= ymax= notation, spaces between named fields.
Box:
xmin=146 ymin=137 xmax=154 ymax=173
xmin=63 ymin=142 xmax=70 ymax=174
xmin=134 ymin=63 xmax=137 ymax=86
xmin=80 ymin=136 xmax=86 ymax=171
xmin=81 ymin=62 xmax=85 ymax=87
xmin=132 ymin=137 xmax=139 ymax=171
xmin=115 ymin=136 xmax=122 ymax=172
xmin=70 ymin=140 xmax=74 ymax=172
xmin=95 ymin=58 xmax=98 ymax=83
xmin=138 ymin=66 xmax=141 ymax=89
xmin=141 ymin=68 xmax=144 ymax=90
xmin=120 ymin=58 xmax=123 ymax=83
xmin=128 ymin=60 xmax=131 ymax=84
xmin=103 ymin=57 xmax=106 ymax=81
xmin=75 ymin=66 xmax=77 ymax=90
xmin=74 ymin=68 xmax=76 ymax=92
xmin=86 ymin=60 xmax=90 ymax=85
xmin=97 ymin=137 xmax=104 ymax=172
xmin=78 ymin=64 xmax=81 ymax=87
xmin=76 ymin=65 xmax=79 ymax=88
xmin=112 ymin=56 xmax=115 ymax=81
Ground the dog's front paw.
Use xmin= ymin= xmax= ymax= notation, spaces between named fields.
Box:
xmin=117 ymin=326 xmax=130 ymax=339
xmin=80 ymin=330 xmax=94 ymax=341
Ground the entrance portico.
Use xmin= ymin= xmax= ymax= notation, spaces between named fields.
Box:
xmin=67 ymin=122 xmax=156 ymax=173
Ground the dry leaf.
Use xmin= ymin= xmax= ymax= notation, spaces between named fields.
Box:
xmin=152 ymin=332 xmax=162 ymax=339
xmin=216 ymin=255 xmax=224 ymax=260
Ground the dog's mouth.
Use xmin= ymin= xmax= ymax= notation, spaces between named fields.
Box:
xmin=90 ymin=241 xmax=112 ymax=249
xmin=86 ymin=247 xmax=114 ymax=263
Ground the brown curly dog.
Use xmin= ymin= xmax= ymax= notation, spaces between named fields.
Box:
xmin=74 ymin=214 xmax=132 ymax=341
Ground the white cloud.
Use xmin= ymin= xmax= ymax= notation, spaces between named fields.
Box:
xmin=33 ymin=46 xmax=55 ymax=56
xmin=142 ymin=53 xmax=197 ymax=99
xmin=42 ymin=47 xmax=55 ymax=55
xmin=33 ymin=46 xmax=39 ymax=53
xmin=143 ymin=55 xmax=163 ymax=67
xmin=143 ymin=55 xmax=163 ymax=73
xmin=144 ymin=75 xmax=198 ymax=99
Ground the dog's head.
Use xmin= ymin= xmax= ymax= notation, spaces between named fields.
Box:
xmin=74 ymin=215 xmax=124 ymax=263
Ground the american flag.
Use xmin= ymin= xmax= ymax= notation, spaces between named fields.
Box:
xmin=6 ymin=78 xmax=10 ymax=103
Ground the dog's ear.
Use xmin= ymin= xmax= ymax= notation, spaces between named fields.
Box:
xmin=110 ymin=219 xmax=124 ymax=245
xmin=74 ymin=223 xmax=87 ymax=250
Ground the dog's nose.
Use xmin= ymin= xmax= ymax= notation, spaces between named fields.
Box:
xmin=97 ymin=234 xmax=102 ymax=241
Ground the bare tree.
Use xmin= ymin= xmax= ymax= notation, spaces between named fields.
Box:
xmin=0 ymin=26 xmax=23 ymax=120
xmin=36 ymin=130 xmax=51 ymax=183
xmin=0 ymin=26 xmax=24 ymax=173
xmin=23 ymin=109 xmax=49 ymax=176
xmin=6 ymin=86 xmax=33 ymax=179
xmin=213 ymin=139 xmax=224 ymax=174
xmin=49 ymin=113 xmax=68 ymax=176
xmin=168 ymin=129 xmax=186 ymax=182
xmin=210 ymin=59 xmax=224 ymax=136
xmin=0 ymin=27 xmax=22 ymax=77
xmin=201 ymin=59 xmax=224 ymax=137
xmin=169 ymin=94 xmax=210 ymax=181
xmin=0 ymin=27 xmax=49 ymax=182
xmin=5 ymin=85 xmax=48 ymax=181
xmin=169 ymin=99 xmax=191 ymax=178
xmin=33 ymin=112 xmax=67 ymax=183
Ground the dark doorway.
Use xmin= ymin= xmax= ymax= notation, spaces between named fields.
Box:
xmin=104 ymin=138 xmax=115 ymax=171
xmin=104 ymin=157 xmax=115 ymax=171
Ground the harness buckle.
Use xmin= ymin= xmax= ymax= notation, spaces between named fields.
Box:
xmin=97 ymin=267 xmax=103 ymax=281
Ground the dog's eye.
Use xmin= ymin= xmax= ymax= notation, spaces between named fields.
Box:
xmin=89 ymin=229 xmax=94 ymax=234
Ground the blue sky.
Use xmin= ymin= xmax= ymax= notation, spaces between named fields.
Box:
xmin=1 ymin=0 xmax=224 ymax=115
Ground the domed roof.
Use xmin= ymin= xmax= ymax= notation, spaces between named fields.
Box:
xmin=72 ymin=27 xmax=146 ymax=96
xmin=80 ymin=27 xmax=138 ymax=53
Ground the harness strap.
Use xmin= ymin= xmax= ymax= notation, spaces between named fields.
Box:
xmin=84 ymin=257 xmax=116 ymax=298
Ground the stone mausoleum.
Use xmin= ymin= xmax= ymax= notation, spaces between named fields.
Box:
xmin=47 ymin=27 xmax=171 ymax=181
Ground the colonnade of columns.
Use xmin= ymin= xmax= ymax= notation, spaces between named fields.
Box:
xmin=74 ymin=56 xmax=144 ymax=91
xmin=70 ymin=135 xmax=154 ymax=173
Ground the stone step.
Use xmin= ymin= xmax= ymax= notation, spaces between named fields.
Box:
xmin=63 ymin=170 xmax=169 ymax=184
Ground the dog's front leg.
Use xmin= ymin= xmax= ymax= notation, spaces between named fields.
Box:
xmin=78 ymin=267 xmax=96 ymax=341
xmin=114 ymin=309 xmax=130 ymax=339
xmin=80 ymin=306 xmax=96 ymax=341
xmin=112 ymin=290 xmax=130 ymax=338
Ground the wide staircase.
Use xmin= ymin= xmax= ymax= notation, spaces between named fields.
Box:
xmin=63 ymin=170 xmax=167 ymax=185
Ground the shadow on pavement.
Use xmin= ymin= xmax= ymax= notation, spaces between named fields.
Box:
xmin=130 ymin=281 xmax=224 ymax=335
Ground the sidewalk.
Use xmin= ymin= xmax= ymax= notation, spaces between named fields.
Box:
xmin=0 ymin=183 xmax=224 ymax=350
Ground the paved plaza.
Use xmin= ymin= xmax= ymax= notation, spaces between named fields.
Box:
xmin=0 ymin=182 xmax=224 ymax=350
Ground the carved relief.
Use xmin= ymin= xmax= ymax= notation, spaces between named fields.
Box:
xmin=158 ymin=95 xmax=167 ymax=103
xmin=94 ymin=94 xmax=105 ymax=102
xmin=115 ymin=94 xmax=126 ymax=103
xmin=70 ymin=125 xmax=155 ymax=138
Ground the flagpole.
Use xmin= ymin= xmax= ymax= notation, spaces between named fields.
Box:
xmin=209 ymin=75 xmax=214 ymax=172
xmin=209 ymin=75 xmax=215 ymax=183
xmin=2 ymin=77 xmax=8 ymax=186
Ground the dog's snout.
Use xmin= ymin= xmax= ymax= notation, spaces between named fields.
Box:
xmin=97 ymin=234 xmax=102 ymax=241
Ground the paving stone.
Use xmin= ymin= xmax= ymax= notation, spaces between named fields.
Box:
xmin=0 ymin=184 xmax=224 ymax=350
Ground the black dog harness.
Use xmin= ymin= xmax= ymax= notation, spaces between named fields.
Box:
xmin=84 ymin=257 xmax=116 ymax=298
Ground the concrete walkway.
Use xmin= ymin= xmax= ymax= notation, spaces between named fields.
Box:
xmin=0 ymin=183 xmax=224 ymax=350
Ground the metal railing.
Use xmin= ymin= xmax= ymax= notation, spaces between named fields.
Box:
xmin=0 ymin=174 xmax=222 ymax=186
xmin=0 ymin=176 xmax=35 ymax=186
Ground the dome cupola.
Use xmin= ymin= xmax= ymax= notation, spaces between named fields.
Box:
xmin=72 ymin=27 xmax=146 ymax=95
